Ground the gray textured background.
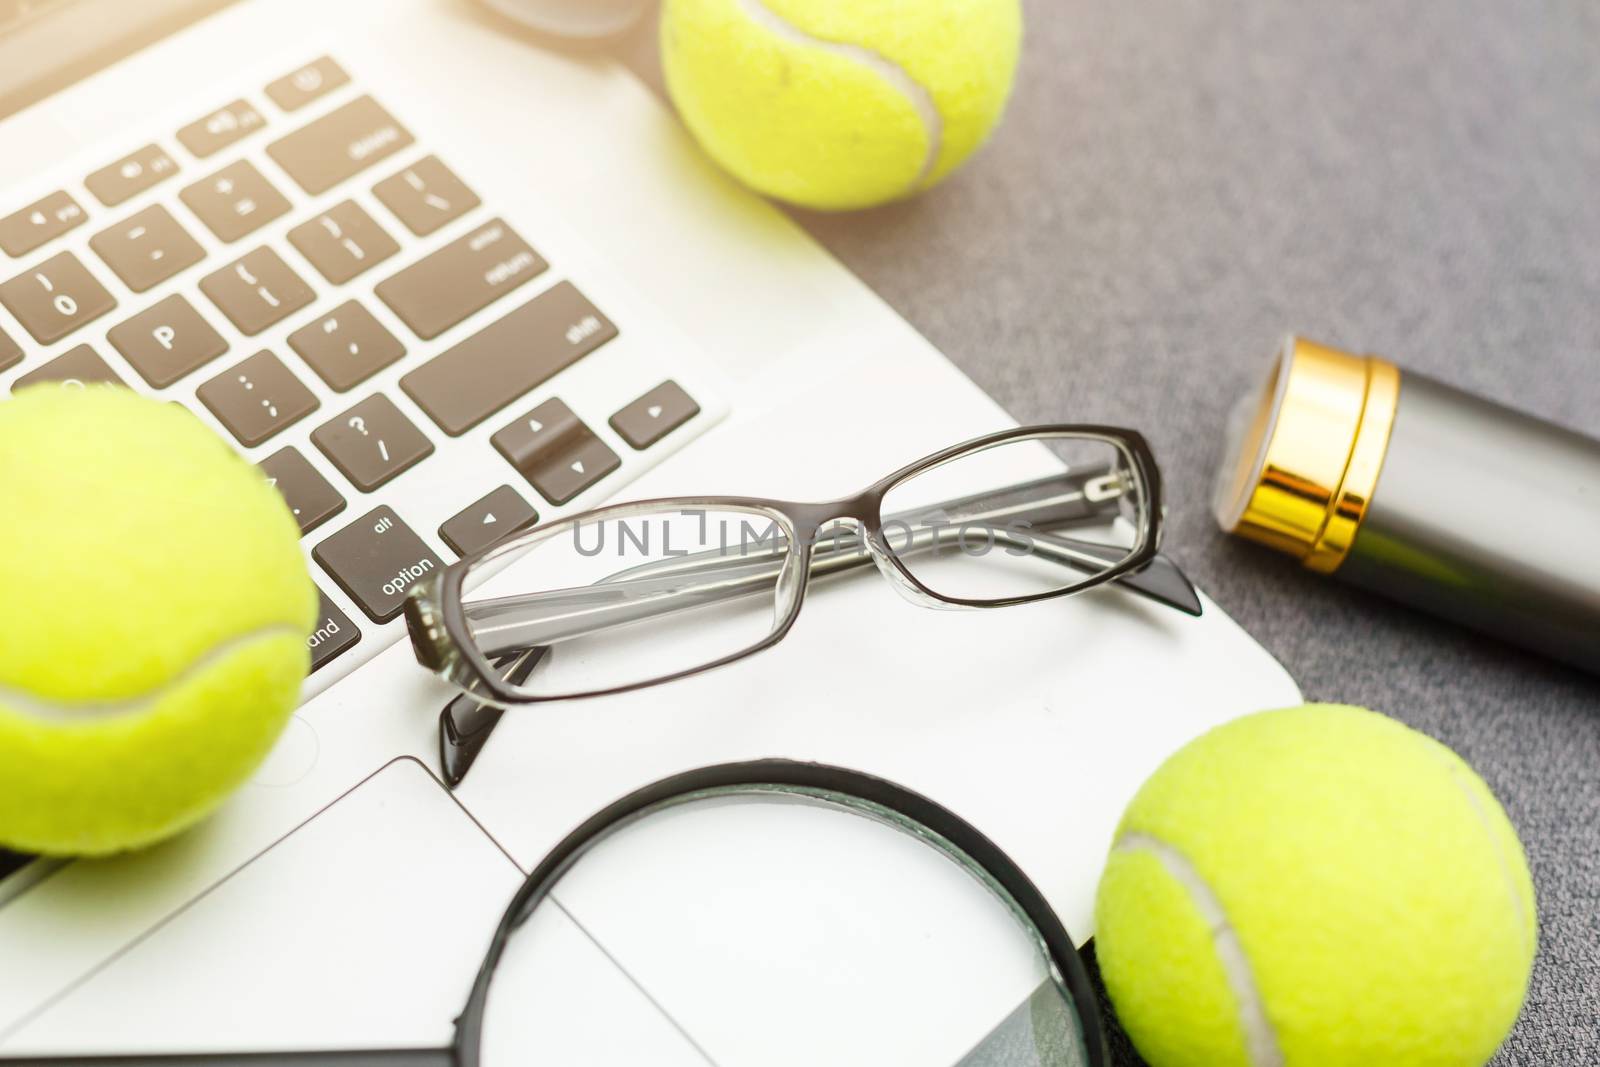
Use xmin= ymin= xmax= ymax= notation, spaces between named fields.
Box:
xmin=609 ymin=2 xmax=1600 ymax=1061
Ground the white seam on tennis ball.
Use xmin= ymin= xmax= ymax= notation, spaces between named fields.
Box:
xmin=1115 ymin=832 xmax=1286 ymax=1067
xmin=1439 ymin=759 xmax=1537 ymax=962
xmin=0 ymin=624 xmax=307 ymax=725
xmin=740 ymin=0 xmax=944 ymax=188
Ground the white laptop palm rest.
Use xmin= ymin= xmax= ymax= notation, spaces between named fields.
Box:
xmin=0 ymin=0 xmax=1303 ymax=1060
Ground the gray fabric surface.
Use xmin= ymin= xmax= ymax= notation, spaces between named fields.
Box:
xmin=612 ymin=3 xmax=1600 ymax=1062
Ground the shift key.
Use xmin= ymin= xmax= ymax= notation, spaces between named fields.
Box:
xmin=402 ymin=281 xmax=619 ymax=436
xmin=313 ymin=506 xmax=443 ymax=623
xmin=376 ymin=218 xmax=547 ymax=340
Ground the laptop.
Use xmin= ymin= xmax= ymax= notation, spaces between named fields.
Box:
xmin=0 ymin=0 xmax=1303 ymax=1059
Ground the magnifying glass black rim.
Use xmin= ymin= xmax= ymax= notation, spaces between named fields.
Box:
xmin=450 ymin=758 xmax=1110 ymax=1067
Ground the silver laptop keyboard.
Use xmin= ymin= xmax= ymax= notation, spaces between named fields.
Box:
xmin=0 ymin=53 xmax=712 ymax=670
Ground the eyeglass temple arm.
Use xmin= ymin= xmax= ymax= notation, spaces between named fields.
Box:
xmin=462 ymin=471 xmax=1198 ymax=659
xmin=465 ymin=527 xmax=1197 ymax=660
xmin=581 ymin=468 xmax=1197 ymax=612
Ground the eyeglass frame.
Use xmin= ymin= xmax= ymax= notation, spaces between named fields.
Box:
xmin=406 ymin=424 xmax=1165 ymax=707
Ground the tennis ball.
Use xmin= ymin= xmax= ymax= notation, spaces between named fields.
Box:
xmin=0 ymin=388 xmax=316 ymax=856
xmin=1095 ymin=704 xmax=1536 ymax=1067
xmin=660 ymin=0 xmax=1023 ymax=211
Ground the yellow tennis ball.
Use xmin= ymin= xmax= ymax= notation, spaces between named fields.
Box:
xmin=0 ymin=388 xmax=316 ymax=856
xmin=660 ymin=0 xmax=1023 ymax=211
xmin=1095 ymin=704 xmax=1536 ymax=1067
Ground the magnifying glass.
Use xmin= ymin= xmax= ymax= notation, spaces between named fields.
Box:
xmin=478 ymin=0 xmax=654 ymax=42
xmin=1 ymin=761 xmax=1108 ymax=1066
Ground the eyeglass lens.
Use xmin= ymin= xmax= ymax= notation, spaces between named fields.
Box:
xmin=878 ymin=434 xmax=1146 ymax=603
xmin=459 ymin=505 xmax=799 ymax=698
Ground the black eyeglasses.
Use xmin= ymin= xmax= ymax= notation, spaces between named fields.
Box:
xmin=405 ymin=425 xmax=1198 ymax=784
xmin=0 ymin=761 xmax=1111 ymax=1066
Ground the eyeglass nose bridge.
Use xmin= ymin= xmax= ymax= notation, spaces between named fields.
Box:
xmin=789 ymin=503 xmax=953 ymax=611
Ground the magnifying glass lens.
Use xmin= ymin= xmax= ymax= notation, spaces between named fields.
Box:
xmin=480 ymin=789 xmax=1093 ymax=1066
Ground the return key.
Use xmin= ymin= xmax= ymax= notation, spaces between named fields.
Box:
xmin=376 ymin=218 xmax=547 ymax=340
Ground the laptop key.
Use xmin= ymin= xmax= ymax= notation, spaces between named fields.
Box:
xmin=86 ymin=144 xmax=180 ymax=207
xmin=200 ymin=247 xmax=314 ymax=335
xmin=0 ymin=252 xmax=116 ymax=344
xmin=440 ymin=485 xmax=539 ymax=557
xmin=610 ymin=380 xmax=701 ymax=450
xmin=265 ymin=56 xmax=350 ymax=113
xmin=307 ymin=588 xmax=361 ymax=672
xmin=180 ymin=158 xmax=291 ymax=244
xmin=108 ymin=294 xmax=228 ymax=387
xmin=0 ymin=190 xmax=86 ymax=257
xmin=523 ymin=434 xmax=620 ymax=508
xmin=177 ymin=98 xmax=266 ymax=158
xmin=401 ymin=282 xmax=613 ymax=436
xmin=373 ymin=155 xmax=480 ymax=237
xmin=287 ymin=200 xmax=399 ymax=285
xmin=197 ymin=349 xmax=319 ymax=447
xmin=376 ymin=217 xmax=547 ymax=342
xmin=314 ymin=505 xmax=443 ymax=623
xmin=0 ymin=327 xmax=19 ymax=373
xmin=13 ymin=345 xmax=124 ymax=391
xmin=179 ymin=159 xmax=291 ymax=243
xmin=89 ymin=205 xmax=205 ymax=293
xmin=311 ymin=393 xmax=434 ymax=492
xmin=288 ymin=300 xmax=405 ymax=392
xmin=267 ymin=95 xmax=414 ymax=196
xmin=492 ymin=397 xmax=620 ymax=506
xmin=259 ymin=446 xmax=346 ymax=535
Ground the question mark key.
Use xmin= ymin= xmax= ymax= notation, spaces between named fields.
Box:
xmin=311 ymin=393 xmax=434 ymax=492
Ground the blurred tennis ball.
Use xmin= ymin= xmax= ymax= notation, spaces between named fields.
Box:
xmin=0 ymin=388 xmax=316 ymax=856
xmin=661 ymin=0 xmax=1023 ymax=211
xmin=1095 ymin=704 xmax=1536 ymax=1067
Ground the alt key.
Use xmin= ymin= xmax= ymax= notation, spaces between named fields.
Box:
xmin=313 ymin=505 xmax=443 ymax=623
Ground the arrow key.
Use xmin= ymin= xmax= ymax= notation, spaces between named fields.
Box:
xmin=609 ymin=380 xmax=700 ymax=450
xmin=529 ymin=435 xmax=619 ymax=506
xmin=491 ymin=396 xmax=620 ymax=506
xmin=439 ymin=484 xmax=539 ymax=558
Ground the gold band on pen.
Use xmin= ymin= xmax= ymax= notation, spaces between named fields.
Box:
xmin=1216 ymin=337 xmax=1401 ymax=573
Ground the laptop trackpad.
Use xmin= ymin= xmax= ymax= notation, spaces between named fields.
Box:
xmin=0 ymin=758 xmax=702 ymax=1063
